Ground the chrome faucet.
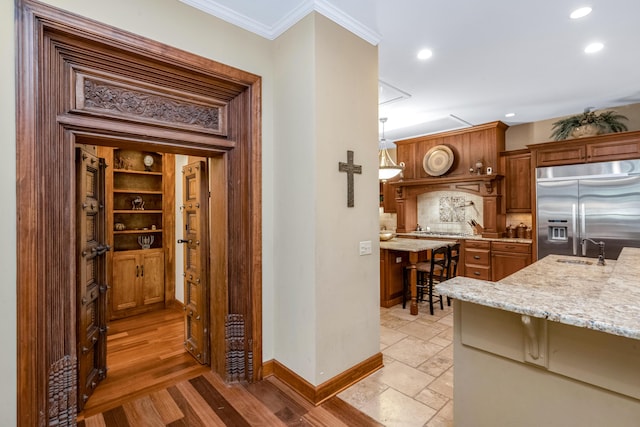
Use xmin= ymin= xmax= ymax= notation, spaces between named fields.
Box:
xmin=582 ymin=238 xmax=606 ymax=266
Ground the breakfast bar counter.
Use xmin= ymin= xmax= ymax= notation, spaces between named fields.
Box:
xmin=436 ymin=247 xmax=640 ymax=426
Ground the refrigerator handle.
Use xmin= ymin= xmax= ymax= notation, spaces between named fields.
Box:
xmin=580 ymin=203 xmax=586 ymax=255
xmin=572 ymin=204 xmax=577 ymax=255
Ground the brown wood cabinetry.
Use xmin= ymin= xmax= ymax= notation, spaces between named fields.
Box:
xmin=529 ymin=130 xmax=640 ymax=167
xmin=99 ymin=147 xmax=175 ymax=320
xmin=502 ymin=149 xmax=531 ymax=213
xmin=491 ymin=241 xmax=532 ymax=281
xmin=111 ymin=249 xmax=165 ymax=317
xmin=463 ymin=240 xmax=491 ymax=280
xmin=380 ymin=249 xmax=409 ymax=308
xmin=392 ymin=121 xmax=507 ymax=236
xmin=379 ymin=180 xmax=397 ymax=213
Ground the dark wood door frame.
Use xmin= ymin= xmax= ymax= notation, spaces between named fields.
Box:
xmin=16 ymin=1 xmax=262 ymax=424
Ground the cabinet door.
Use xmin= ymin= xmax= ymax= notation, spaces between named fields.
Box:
xmin=380 ymin=181 xmax=397 ymax=213
xmin=536 ymin=145 xmax=586 ymax=167
xmin=505 ymin=152 xmax=531 ymax=212
xmin=492 ymin=252 xmax=531 ymax=281
xmin=111 ymin=252 xmax=139 ymax=312
xmin=587 ymin=139 xmax=640 ymax=163
xmin=142 ymin=250 xmax=165 ymax=305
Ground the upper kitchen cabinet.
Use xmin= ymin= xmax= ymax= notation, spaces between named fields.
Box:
xmin=396 ymin=121 xmax=507 ymax=180
xmin=380 ymin=177 xmax=399 ymax=213
xmin=529 ymin=130 xmax=640 ymax=167
xmin=502 ymin=149 xmax=532 ymax=213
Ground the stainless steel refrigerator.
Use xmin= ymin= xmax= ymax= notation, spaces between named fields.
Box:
xmin=536 ymin=159 xmax=640 ymax=260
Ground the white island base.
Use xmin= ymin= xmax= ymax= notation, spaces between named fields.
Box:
xmin=452 ymin=300 xmax=640 ymax=426
xmin=438 ymin=248 xmax=640 ymax=426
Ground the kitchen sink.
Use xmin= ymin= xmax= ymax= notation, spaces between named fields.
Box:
xmin=556 ymin=259 xmax=592 ymax=265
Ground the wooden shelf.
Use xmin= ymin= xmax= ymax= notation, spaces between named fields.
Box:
xmin=114 ymin=229 xmax=163 ymax=235
xmin=114 ymin=210 xmax=163 ymax=214
xmin=114 ymin=168 xmax=163 ymax=176
xmin=391 ymin=174 xmax=503 ymax=187
xmin=113 ymin=189 xmax=163 ymax=195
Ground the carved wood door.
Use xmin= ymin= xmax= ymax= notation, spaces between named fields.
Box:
xmin=76 ymin=147 xmax=109 ymax=409
xmin=181 ymin=160 xmax=210 ymax=364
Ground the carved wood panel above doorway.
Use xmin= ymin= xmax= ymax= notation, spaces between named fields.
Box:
xmin=16 ymin=1 xmax=262 ymax=424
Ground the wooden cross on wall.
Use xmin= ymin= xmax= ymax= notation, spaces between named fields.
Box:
xmin=338 ymin=150 xmax=362 ymax=208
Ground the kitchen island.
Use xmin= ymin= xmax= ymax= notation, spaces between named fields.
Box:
xmin=379 ymin=238 xmax=455 ymax=314
xmin=436 ymin=247 xmax=640 ymax=426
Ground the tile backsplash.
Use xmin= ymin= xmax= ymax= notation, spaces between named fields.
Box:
xmin=417 ymin=191 xmax=483 ymax=234
xmin=380 ymin=193 xmax=534 ymax=235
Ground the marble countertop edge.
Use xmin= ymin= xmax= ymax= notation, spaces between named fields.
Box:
xmin=436 ymin=248 xmax=640 ymax=341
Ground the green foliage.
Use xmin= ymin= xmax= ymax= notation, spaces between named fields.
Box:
xmin=550 ymin=108 xmax=629 ymax=141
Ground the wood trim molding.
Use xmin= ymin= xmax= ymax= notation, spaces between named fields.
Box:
xmin=262 ymin=359 xmax=275 ymax=377
xmin=271 ymin=353 xmax=384 ymax=406
xmin=17 ymin=0 xmax=262 ymax=423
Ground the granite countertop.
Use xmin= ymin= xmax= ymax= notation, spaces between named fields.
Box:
xmin=436 ymin=247 xmax=640 ymax=340
xmin=396 ymin=231 xmax=532 ymax=244
xmin=380 ymin=237 xmax=456 ymax=252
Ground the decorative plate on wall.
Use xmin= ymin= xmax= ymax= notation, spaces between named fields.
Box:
xmin=423 ymin=145 xmax=454 ymax=176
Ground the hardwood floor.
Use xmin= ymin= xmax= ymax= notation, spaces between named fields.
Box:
xmin=79 ymin=307 xmax=381 ymax=426
xmin=79 ymin=307 xmax=209 ymax=419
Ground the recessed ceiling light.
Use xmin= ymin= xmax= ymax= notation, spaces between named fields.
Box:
xmin=417 ymin=49 xmax=433 ymax=60
xmin=584 ymin=42 xmax=604 ymax=53
xmin=505 ymin=113 xmax=516 ymax=118
xmin=570 ymin=7 xmax=592 ymax=19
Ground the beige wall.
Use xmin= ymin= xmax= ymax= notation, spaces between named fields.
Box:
xmin=506 ymin=103 xmax=640 ymax=150
xmin=273 ymin=13 xmax=380 ymax=385
xmin=314 ymin=14 xmax=380 ymax=384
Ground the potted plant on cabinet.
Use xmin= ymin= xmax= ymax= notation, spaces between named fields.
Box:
xmin=550 ymin=108 xmax=629 ymax=141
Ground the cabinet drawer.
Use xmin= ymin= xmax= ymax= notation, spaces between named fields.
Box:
xmin=465 ymin=240 xmax=490 ymax=250
xmin=465 ymin=266 xmax=491 ymax=280
xmin=491 ymin=241 xmax=531 ymax=254
xmin=465 ymin=249 xmax=490 ymax=266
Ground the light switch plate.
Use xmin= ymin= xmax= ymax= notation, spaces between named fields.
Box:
xmin=359 ymin=240 xmax=372 ymax=256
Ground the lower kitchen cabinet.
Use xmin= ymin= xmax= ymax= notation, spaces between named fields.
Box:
xmin=110 ymin=248 xmax=165 ymax=319
xmin=380 ymin=249 xmax=408 ymax=307
xmin=491 ymin=241 xmax=532 ymax=281
xmin=464 ymin=240 xmax=491 ymax=280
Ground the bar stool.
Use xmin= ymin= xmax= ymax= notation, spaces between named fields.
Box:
xmin=403 ymin=245 xmax=448 ymax=314
xmin=446 ymin=243 xmax=460 ymax=306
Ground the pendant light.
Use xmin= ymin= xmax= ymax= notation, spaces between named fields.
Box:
xmin=378 ymin=117 xmax=404 ymax=181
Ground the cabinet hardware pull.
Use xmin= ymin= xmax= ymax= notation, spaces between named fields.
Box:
xmin=136 ymin=265 xmax=139 ymax=277
xmin=141 ymin=265 xmax=144 ymax=277
xmin=474 ymin=255 xmax=480 ymax=259
xmin=474 ymin=271 xmax=481 ymax=276
xmin=505 ymin=245 xmax=515 ymax=249
xmin=177 ymin=239 xmax=191 ymax=244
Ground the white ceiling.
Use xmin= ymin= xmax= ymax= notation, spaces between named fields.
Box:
xmin=181 ymin=0 xmax=640 ymax=142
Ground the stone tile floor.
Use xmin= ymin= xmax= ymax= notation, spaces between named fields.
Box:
xmin=339 ymin=300 xmax=454 ymax=427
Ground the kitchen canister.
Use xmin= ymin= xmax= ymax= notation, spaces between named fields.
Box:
xmin=516 ymin=223 xmax=527 ymax=239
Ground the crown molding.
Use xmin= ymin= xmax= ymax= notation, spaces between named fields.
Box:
xmin=313 ymin=0 xmax=381 ymax=45
xmin=180 ymin=0 xmax=381 ymax=45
